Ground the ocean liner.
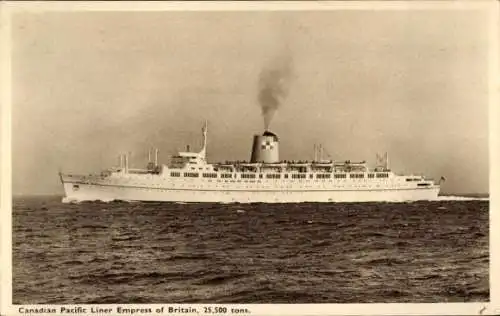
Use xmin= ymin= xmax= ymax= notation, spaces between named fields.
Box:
xmin=60 ymin=122 xmax=442 ymax=203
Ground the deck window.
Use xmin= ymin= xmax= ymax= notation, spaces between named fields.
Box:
xmin=316 ymin=174 xmax=331 ymax=179
xmin=241 ymin=174 xmax=256 ymax=179
xmin=266 ymin=174 xmax=280 ymax=179
xmin=349 ymin=173 xmax=364 ymax=179
xmin=202 ymin=173 xmax=217 ymax=178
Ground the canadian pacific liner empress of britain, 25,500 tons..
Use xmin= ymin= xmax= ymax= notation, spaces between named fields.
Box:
xmin=60 ymin=122 xmax=443 ymax=203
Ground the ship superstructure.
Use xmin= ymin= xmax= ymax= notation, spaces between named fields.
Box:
xmin=60 ymin=122 xmax=441 ymax=203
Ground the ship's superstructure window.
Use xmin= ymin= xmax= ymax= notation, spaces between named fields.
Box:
xmin=376 ymin=173 xmax=389 ymax=178
xmin=241 ymin=174 xmax=256 ymax=179
xmin=350 ymin=173 xmax=364 ymax=179
xmin=259 ymin=174 xmax=263 ymax=178
xmin=368 ymin=173 xmax=375 ymax=178
xmin=406 ymin=178 xmax=420 ymax=182
xmin=291 ymin=174 xmax=306 ymax=179
xmin=316 ymin=174 xmax=331 ymax=179
xmin=184 ymin=172 xmax=199 ymax=177
xmin=309 ymin=174 xmax=313 ymax=179
xmin=334 ymin=174 xmax=347 ymax=179
xmin=170 ymin=172 xmax=181 ymax=177
xmin=220 ymin=174 xmax=232 ymax=178
xmin=202 ymin=173 xmax=217 ymax=178
xmin=284 ymin=174 xmax=289 ymax=179
xmin=266 ymin=174 xmax=280 ymax=179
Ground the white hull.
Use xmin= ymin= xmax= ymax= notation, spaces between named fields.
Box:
xmin=62 ymin=181 xmax=440 ymax=203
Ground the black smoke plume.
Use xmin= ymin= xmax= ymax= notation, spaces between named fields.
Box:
xmin=258 ymin=54 xmax=293 ymax=130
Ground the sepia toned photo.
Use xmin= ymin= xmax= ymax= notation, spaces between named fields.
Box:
xmin=1 ymin=1 xmax=498 ymax=315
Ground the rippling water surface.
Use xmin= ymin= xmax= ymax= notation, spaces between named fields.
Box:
xmin=13 ymin=196 xmax=489 ymax=303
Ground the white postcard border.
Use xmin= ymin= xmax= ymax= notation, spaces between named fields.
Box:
xmin=1 ymin=1 xmax=498 ymax=315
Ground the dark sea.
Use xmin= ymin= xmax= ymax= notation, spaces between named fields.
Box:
xmin=12 ymin=196 xmax=489 ymax=304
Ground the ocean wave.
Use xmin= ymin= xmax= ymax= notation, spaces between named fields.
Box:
xmin=78 ymin=224 xmax=108 ymax=229
xmin=364 ymin=257 xmax=408 ymax=265
xmin=166 ymin=253 xmax=211 ymax=261
xmin=111 ymin=235 xmax=142 ymax=242
xmin=434 ymin=196 xmax=489 ymax=201
xmin=62 ymin=197 xmax=143 ymax=204
xmin=194 ymin=272 xmax=249 ymax=285
xmin=62 ymin=197 xmax=115 ymax=204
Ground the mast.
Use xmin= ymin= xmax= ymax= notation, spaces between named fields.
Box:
xmin=154 ymin=148 xmax=159 ymax=166
xmin=199 ymin=120 xmax=208 ymax=159
xmin=124 ymin=153 xmax=129 ymax=173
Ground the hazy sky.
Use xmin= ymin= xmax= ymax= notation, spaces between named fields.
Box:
xmin=11 ymin=9 xmax=490 ymax=195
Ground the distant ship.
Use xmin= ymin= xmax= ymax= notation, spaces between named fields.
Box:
xmin=60 ymin=122 xmax=442 ymax=203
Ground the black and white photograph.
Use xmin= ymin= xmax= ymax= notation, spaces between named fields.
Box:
xmin=1 ymin=1 xmax=498 ymax=315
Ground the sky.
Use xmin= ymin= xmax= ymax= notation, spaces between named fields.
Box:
xmin=10 ymin=9 xmax=491 ymax=195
